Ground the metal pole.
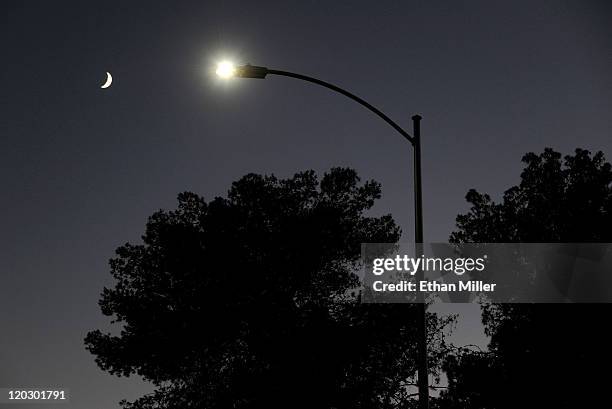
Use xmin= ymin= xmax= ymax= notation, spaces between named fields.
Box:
xmin=237 ymin=66 xmax=429 ymax=407
xmin=412 ymin=114 xmax=428 ymax=409
xmin=266 ymin=69 xmax=414 ymax=144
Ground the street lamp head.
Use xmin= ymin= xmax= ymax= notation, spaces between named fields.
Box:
xmin=234 ymin=64 xmax=269 ymax=79
xmin=215 ymin=61 xmax=236 ymax=78
xmin=215 ymin=62 xmax=269 ymax=79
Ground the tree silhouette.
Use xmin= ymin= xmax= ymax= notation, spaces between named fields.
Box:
xmin=441 ymin=148 xmax=612 ymax=408
xmin=85 ymin=168 xmax=449 ymax=409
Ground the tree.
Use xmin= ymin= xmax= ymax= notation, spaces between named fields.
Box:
xmin=85 ymin=168 xmax=448 ymax=409
xmin=442 ymin=148 xmax=612 ymax=408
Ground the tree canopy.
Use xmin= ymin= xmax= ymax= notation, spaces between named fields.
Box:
xmin=85 ymin=168 xmax=448 ymax=409
xmin=441 ymin=148 xmax=612 ymax=408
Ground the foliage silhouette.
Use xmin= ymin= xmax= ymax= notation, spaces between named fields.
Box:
xmin=85 ymin=168 xmax=450 ymax=409
xmin=440 ymin=148 xmax=612 ymax=408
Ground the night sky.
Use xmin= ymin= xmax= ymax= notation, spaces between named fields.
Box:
xmin=2 ymin=1 xmax=611 ymax=408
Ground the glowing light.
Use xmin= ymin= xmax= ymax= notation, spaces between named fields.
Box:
xmin=216 ymin=61 xmax=236 ymax=78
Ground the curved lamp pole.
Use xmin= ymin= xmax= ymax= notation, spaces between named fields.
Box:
xmin=222 ymin=63 xmax=428 ymax=409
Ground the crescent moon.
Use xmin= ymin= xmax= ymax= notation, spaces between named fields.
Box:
xmin=101 ymin=72 xmax=113 ymax=89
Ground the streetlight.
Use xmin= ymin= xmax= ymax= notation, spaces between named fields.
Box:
xmin=215 ymin=61 xmax=236 ymax=78
xmin=217 ymin=62 xmax=429 ymax=409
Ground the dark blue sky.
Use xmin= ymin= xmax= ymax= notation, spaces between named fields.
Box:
xmin=1 ymin=1 xmax=611 ymax=408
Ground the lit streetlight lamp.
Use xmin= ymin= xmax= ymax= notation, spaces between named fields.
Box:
xmin=216 ymin=61 xmax=429 ymax=409
xmin=215 ymin=61 xmax=236 ymax=78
